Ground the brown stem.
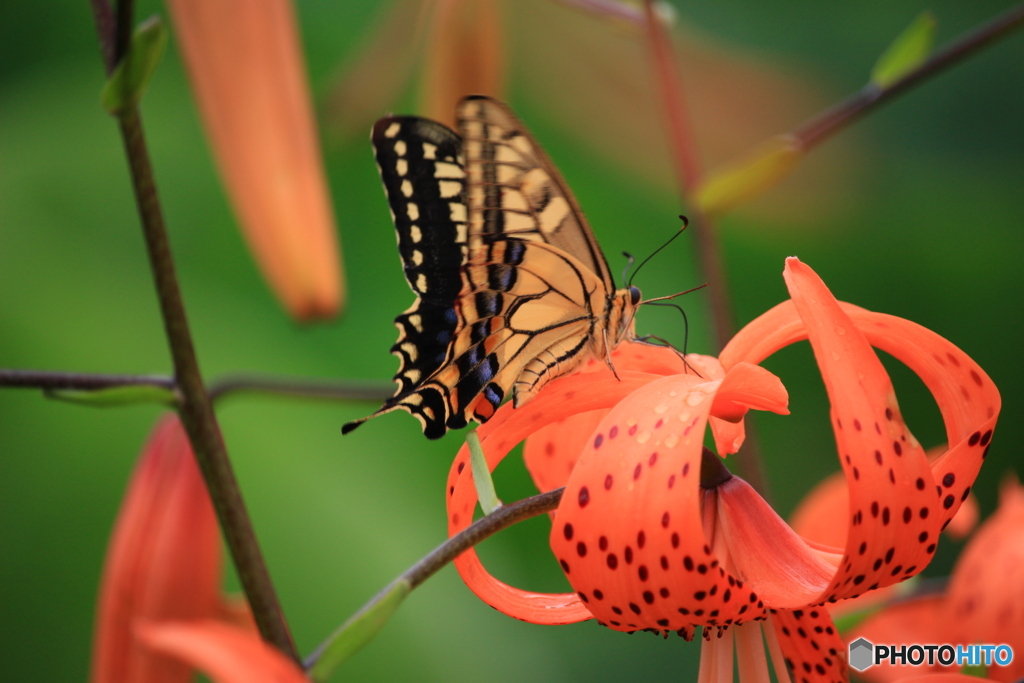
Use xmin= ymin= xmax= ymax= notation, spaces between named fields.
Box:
xmin=89 ymin=2 xmax=299 ymax=662
xmin=795 ymin=3 xmax=1024 ymax=149
xmin=304 ymin=487 xmax=565 ymax=670
xmin=641 ymin=0 xmax=770 ymax=499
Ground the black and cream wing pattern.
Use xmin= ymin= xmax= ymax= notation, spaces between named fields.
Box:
xmin=343 ymin=97 xmax=638 ymax=439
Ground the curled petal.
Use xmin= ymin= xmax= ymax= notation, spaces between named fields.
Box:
xmin=709 ymin=361 xmax=789 ymax=455
xmin=523 ymin=410 xmax=607 ymax=493
xmin=447 ymin=370 xmax=661 ymax=624
xmin=783 ymin=259 xmax=942 ymax=600
xmin=167 ymin=0 xmax=343 ymax=320
xmin=549 ymin=373 xmax=770 ymax=632
xmin=722 ymin=259 xmax=998 ymax=603
xmin=136 ymin=620 xmax=308 ymax=683
xmin=716 ymin=477 xmax=835 ymax=606
xmin=92 ymin=416 xmax=221 ymax=683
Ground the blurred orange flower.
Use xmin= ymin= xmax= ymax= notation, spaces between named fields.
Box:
xmin=167 ymin=0 xmax=344 ymax=320
xmin=90 ymin=415 xmax=296 ymax=682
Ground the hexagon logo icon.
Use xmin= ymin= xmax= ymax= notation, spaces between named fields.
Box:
xmin=849 ymin=637 xmax=874 ymax=672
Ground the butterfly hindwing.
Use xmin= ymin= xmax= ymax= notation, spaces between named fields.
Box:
xmin=372 ymin=116 xmax=468 ymax=396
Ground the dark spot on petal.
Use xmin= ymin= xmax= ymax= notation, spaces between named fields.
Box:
xmin=563 ymin=523 xmax=574 ymax=540
xmin=594 ymin=434 xmax=604 ymax=449
xmin=607 ymin=553 xmax=618 ymax=569
xmin=578 ymin=487 xmax=590 ymax=507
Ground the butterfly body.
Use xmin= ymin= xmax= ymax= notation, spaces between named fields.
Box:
xmin=344 ymin=97 xmax=638 ymax=439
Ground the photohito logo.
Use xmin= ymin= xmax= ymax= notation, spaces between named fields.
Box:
xmin=848 ymin=637 xmax=1014 ymax=672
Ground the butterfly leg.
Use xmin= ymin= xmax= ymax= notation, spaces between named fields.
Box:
xmin=602 ymin=327 xmax=622 ymax=381
xmin=632 ymin=335 xmax=704 ymax=378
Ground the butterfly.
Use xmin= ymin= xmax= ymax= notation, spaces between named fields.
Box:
xmin=343 ymin=96 xmax=642 ymax=439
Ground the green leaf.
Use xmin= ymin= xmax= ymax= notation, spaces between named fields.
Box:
xmin=100 ymin=16 xmax=168 ymax=115
xmin=871 ymin=12 xmax=936 ymax=89
xmin=960 ymin=662 xmax=989 ymax=678
xmin=307 ymin=579 xmax=411 ymax=682
xmin=467 ymin=430 xmax=501 ymax=514
xmin=45 ymin=384 xmax=177 ymax=407
xmin=694 ymin=135 xmax=803 ymax=217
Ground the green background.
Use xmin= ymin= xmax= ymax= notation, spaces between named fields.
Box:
xmin=1 ymin=1 xmax=1021 ymax=680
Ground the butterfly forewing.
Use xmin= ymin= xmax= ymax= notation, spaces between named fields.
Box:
xmin=456 ymin=96 xmax=616 ymax=291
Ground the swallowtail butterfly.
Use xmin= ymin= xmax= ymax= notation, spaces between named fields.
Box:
xmin=343 ymin=96 xmax=641 ymax=439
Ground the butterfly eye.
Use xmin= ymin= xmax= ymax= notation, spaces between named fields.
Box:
xmin=629 ymin=286 xmax=642 ymax=306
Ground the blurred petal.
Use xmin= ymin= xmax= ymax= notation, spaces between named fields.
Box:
xmin=943 ymin=478 xmax=1024 ymax=682
xmin=420 ymin=0 xmax=505 ymax=126
xmin=849 ymin=596 xmax=946 ymax=682
xmin=168 ymin=0 xmax=343 ymax=320
xmin=892 ymin=676 xmax=1001 ymax=683
xmin=91 ymin=415 xmax=221 ymax=683
xmin=324 ymin=0 xmax=430 ymax=142
xmin=510 ymin=0 xmax=853 ymax=225
xmin=136 ymin=620 xmax=308 ymax=683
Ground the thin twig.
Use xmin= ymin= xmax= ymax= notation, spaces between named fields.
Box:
xmin=209 ymin=375 xmax=393 ymax=402
xmin=304 ymin=487 xmax=565 ymax=671
xmin=0 ymin=368 xmax=393 ymax=404
xmin=641 ymin=0 xmax=771 ymax=499
xmin=795 ymin=2 xmax=1024 ymax=149
xmin=0 ymin=369 xmax=175 ymax=392
xmin=90 ymin=1 xmax=299 ymax=662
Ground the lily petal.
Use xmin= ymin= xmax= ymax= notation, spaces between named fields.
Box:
xmin=167 ymin=0 xmax=343 ymax=320
xmin=447 ymin=370 xmax=658 ymax=624
xmin=91 ymin=415 xmax=221 ymax=683
xmin=522 ymin=344 xmax=691 ymax=492
xmin=136 ymin=620 xmax=308 ymax=683
xmin=770 ymin=608 xmax=848 ymax=682
xmin=708 ymin=361 xmax=789 ymax=456
xmin=721 ymin=259 xmax=998 ymax=602
xmin=549 ymin=372 xmax=771 ymax=632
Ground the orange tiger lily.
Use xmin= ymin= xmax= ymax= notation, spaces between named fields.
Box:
xmin=90 ymin=415 xmax=265 ymax=682
xmin=851 ymin=477 xmax=1024 ymax=683
xmin=445 ymin=258 xmax=1000 ymax=682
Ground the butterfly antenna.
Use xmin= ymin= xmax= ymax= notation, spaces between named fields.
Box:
xmin=621 ymin=251 xmax=635 ymax=287
xmin=627 ymin=215 xmax=689 ymax=288
xmin=640 ymin=282 xmax=708 ymax=305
